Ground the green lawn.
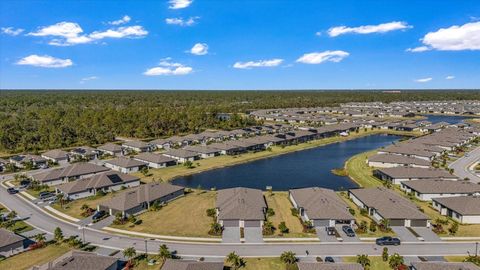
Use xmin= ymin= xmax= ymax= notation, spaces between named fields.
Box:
xmin=51 ymin=193 xmax=114 ymax=219
xmin=229 ymin=257 xmax=285 ymax=270
xmin=0 ymin=244 xmax=71 ymax=270
xmin=344 ymin=150 xmax=384 ymax=188
xmin=0 ymin=203 xmax=34 ymax=233
xmin=344 ymin=256 xmax=390 ymax=270
xmin=111 ymin=190 xmax=217 ymax=237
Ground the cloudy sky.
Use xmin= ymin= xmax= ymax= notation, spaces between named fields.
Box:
xmin=0 ymin=0 xmax=479 ymax=89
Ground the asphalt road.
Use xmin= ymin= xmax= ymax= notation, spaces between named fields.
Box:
xmin=2 ymin=181 xmax=480 ymax=258
xmin=449 ymin=146 xmax=480 ymax=183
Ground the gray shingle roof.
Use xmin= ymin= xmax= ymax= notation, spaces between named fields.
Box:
xmin=290 ymin=187 xmax=354 ymax=220
xmin=33 ymin=163 xmax=110 ymax=183
xmin=164 ymin=149 xmax=199 ymax=159
xmin=433 ymin=196 xmax=480 ymax=215
xmin=161 ymin=259 xmax=224 ymax=270
xmin=56 ymin=171 xmax=139 ymax=194
xmin=33 ymin=251 xmax=118 ymax=270
xmin=134 ymin=152 xmax=176 ymax=164
xmin=42 ymin=149 xmax=69 ymax=159
xmin=376 ymin=167 xmax=455 ymax=179
xmin=0 ymin=228 xmax=24 ymax=248
xmin=368 ymin=154 xmax=431 ymax=167
xmin=97 ymin=143 xmax=123 ymax=153
xmin=410 ymin=262 xmax=480 ymax=270
xmin=296 ymin=262 xmax=363 ymax=270
xmin=402 ymin=180 xmax=480 ymax=194
xmin=104 ymin=157 xmax=146 ymax=168
xmin=216 ymin=187 xmax=266 ymax=220
xmin=183 ymin=145 xmax=220 ymax=154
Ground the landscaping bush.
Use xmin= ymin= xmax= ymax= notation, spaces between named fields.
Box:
xmin=369 ymin=221 xmax=377 ymax=232
xmin=208 ymin=222 xmax=223 ymax=236
xmin=262 ymin=221 xmax=275 ymax=235
xmin=278 ymin=222 xmax=289 ymax=233
xmin=360 ymin=208 xmax=368 ymax=216
xmin=206 ymin=208 xmax=216 ymax=218
xmin=348 ymin=208 xmax=355 ymax=216
xmin=290 ymin=208 xmax=299 ymax=217
xmin=266 ymin=208 xmax=275 ymax=217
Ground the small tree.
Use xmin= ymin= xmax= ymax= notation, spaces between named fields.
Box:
xmin=54 ymin=227 xmax=64 ymax=243
xmin=356 ymin=254 xmax=371 ymax=270
xmin=34 ymin=234 xmax=46 ymax=246
xmin=388 ymin=253 xmax=404 ymax=269
xmin=266 ymin=208 xmax=275 ymax=217
xmin=369 ymin=221 xmax=377 ymax=232
xmin=382 ymin=247 xmax=389 ymax=262
xmin=123 ymin=247 xmax=137 ymax=264
xmin=449 ymin=221 xmax=459 ymax=235
xmin=183 ymin=160 xmax=194 ymax=169
xmin=278 ymin=222 xmax=289 ymax=234
xmin=158 ymin=244 xmax=172 ymax=262
xmin=226 ymin=252 xmax=245 ymax=270
xmin=262 ymin=221 xmax=275 ymax=235
xmin=209 ymin=222 xmax=223 ymax=235
xmin=280 ymin=251 xmax=297 ymax=266
xmin=206 ymin=208 xmax=216 ymax=218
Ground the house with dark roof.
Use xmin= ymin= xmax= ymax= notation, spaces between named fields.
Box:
xmin=9 ymin=154 xmax=48 ymax=169
xmin=104 ymin=157 xmax=147 ymax=173
xmin=183 ymin=145 xmax=221 ymax=159
xmin=31 ymin=162 xmax=110 ymax=186
xmin=401 ymin=180 xmax=480 ymax=201
xmin=0 ymin=228 xmax=25 ymax=258
xmin=216 ymin=187 xmax=266 ymax=228
xmin=432 ymin=196 xmax=480 ymax=224
xmin=122 ymin=140 xmax=153 ymax=153
xmin=367 ymin=154 xmax=431 ymax=168
xmin=98 ymin=182 xmax=184 ymax=217
xmin=133 ymin=152 xmax=177 ymax=168
xmin=208 ymin=142 xmax=247 ymax=155
xmin=296 ymin=262 xmax=363 ymax=270
xmin=289 ymin=187 xmax=354 ymax=227
xmin=163 ymin=149 xmax=200 ymax=163
xmin=30 ymin=251 xmax=120 ymax=270
xmin=374 ymin=167 xmax=457 ymax=185
xmin=70 ymin=146 xmax=98 ymax=161
xmin=349 ymin=187 xmax=430 ymax=227
xmin=41 ymin=149 xmax=70 ymax=164
xmin=161 ymin=259 xmax=224 ymax=270
xmin=410 ymin=261 xmax=480 ymax=270
xmin=55 ymin=171 xmax=140 ymax=200
xmin=97 ymin=143 xmax=123 ymax=157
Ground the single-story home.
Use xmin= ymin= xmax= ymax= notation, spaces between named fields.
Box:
xmin=104 ymin=157 xmax=147 ymax=173
xmin=162 ymin=149 xmax=200 ymax=163
xmin=97 ymin=143 xmax=123 ymax=157
xmin=41 ymin=149 xmax=70 ymax=164
xmin=133 ymin=152 xmax=177 ymax=168
xmin=122 ymin=140 xmax=153 ymax=153
xmin=410 ymin=261 xmax=480 ymax=270
xmin=432 ymin=196 xmax=480 ymax=224
xmin=70 ymin=146 xmax=98 ymax=161
xmin=401 ymin=180 xmax=480 ymax=201
xmin=55 ymin=171 xmax=140 ymax=200
xmin=296 ymin=262 xmax=363 ymax=270
xmin=161 ymin=259 xmax=224 ymax=270
xmin=32 ymin=162 xmax=110 ymax=186
xmin=367 ymin=154 xmax=431 ymax=168
xmin=9 ymin=154 xmax=48 ymax=169
xmin=374 ymin=167 xmax=457 ymax=185
xmin=0 ymin=158 xmax=9 ymax=172
xmin=377 ymin=145 xmax=436 ymax=161
xmin=208 ymin=142 xmax=246 ymax=155
xmin=216 ymin=187 xmax=266 ymax=228
xmin=183 ymin=145 xmax=221 ymax=158
xmin=31 ymin=251 xmax=120 ymax=270
xmin=289 ymin=187 xmax=354 ymax=227
xmin=98 ymin=182 xmax=185 ymax=217
xmin=349 ymin=187 xmax=430 ymax=227
xmin=0 ymin=228 xmax=25 ymax=258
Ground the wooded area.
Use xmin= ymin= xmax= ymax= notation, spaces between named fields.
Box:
xmin=0 ymin=90 xmax=478 ymax=153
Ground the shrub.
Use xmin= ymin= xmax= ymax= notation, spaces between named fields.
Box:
xmin=278 ymin=222 xmax=289 ymax=233
xmin=348 ymin=208 xmax=356 ymax=216
xmin=206 ymin=208 xmax=216 ymax=218
xmin=369 ymin=221 xmax=377 ymax=232
xmin=266 ymin=208 xmax=275 ymax=217
xmin=290 ymin=208 xmax=299 ymax=217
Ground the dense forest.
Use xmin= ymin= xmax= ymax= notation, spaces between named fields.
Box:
xmin=0 ymin=90 xmax=479 ymax=154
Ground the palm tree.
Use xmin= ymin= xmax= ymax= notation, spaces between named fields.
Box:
xmin=280 ymin=251 xmax=297 ymax=265
xmin=7 ymin=210 xmax=17 ymax=220
xmin=356 ymin=254 xmax=371 ymax=270
xmin=54 ymin=227 xmax=64 ymax=243
xmin=158 ymin=244 xmax=172 ymax=262
xmin=388 ymin=253 xmax=404 ymax=269
xmin=34 ymin=233 xmax=46 ymax=244
xmin=123 ymin=247 xmax=137 ymax=264
xmin=226 ymin=252 xmax=245 ymax=269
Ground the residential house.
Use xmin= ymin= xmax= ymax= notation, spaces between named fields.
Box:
xmin=161 ymin=259 xmax=224 ymax=270
xmin=30 ymin=251 xmax=120 ymax=270
xmin=401 ymin=180 xmax=480 ymax=201
xmin=9 ymin=154 xmax=48 ymax=169
xmin=133 ymin=152 xmax=176 ymax=169
xmin=55 ymin=171 xmax=140 ymax=200
xmin=32 ymin=162 xmax=110 ymax=186
xmin=410 ymin=262 xmax=480 ymax=270
xmin=98 ymin=182 xmax=185 ymax=217
xmin=367 ymin=154 xmax=431 ymax=168
xmin=296 ymin=262 xmax=363 ymax=270
xmin=208 ymin=142 xmax=246 ymax=155
xmin=374 ymin=167 xmax=457 ymax=185
xmin=432 ymin=196 xmax=480 ymax=224
xmin=377 ymin=145 xmax=437 ymax=161
xmin=183 ymin=145 xmax=221 ymax=159
xmin=70 ymin=146 xmax=98 ymax=161
xmin=0 ymin=158 xmax=8 ymax=172
xmin=216 ymin=187 xmax=267 ymax=228
xmin=104 ymin=157 xmax=147 ymax=174
xmin=122 ymin=140 xmax=153 ymax=153
xmin=0 ymin=228 xmax=25 ymax=258
xmin=97 ymin=143 xmax=123 ymax=157
xmin=349 ymin=187 xmax=430 ymax=227
xmin=41 ymin=149 xmax=70 ymax=165
xmin=163 ymin=149 xmax=200 ymax=163
xmin=289 ymin=187 xmax=354 ymax=227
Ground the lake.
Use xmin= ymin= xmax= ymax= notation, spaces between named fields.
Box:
xmin=172 ymin=134 xmax=401 ymax=191
xmin=424 ymin=114 xmax=471 ymax=124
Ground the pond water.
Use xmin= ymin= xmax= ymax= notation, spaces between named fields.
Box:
xmin=424 ymin=114 xmax=470 ymax=124
xmin=172 ymin=134 xmax=401 ymax=191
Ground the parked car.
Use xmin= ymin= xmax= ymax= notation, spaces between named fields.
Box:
xmin=326 ymin=226 xmax=336 ymax=236
xmin=92 ymin=210 xmax=106 ymax=221
xmin=376 ymin=236 xmax=401 ymax=246
xmin=324 ymin=257 xmax=335 ymax=263
xmin=7 ymin=187 xmax=18 ymax=194
xmin=342 ymin=225 xmax=355 ymax=237
xmin=39 ymin=191 xmax=54 ymax=200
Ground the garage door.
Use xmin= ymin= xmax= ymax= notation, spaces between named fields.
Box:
xmin=223 ymin=220 xmax=239 ymax=227
xmin=410 ymin=219 xmax=427 ymax=227
xmin=389 ymin=219 xmax=405 ymax=226
xmin=245 ymin=220 xmax=261 ymax=227
xmin=313 ymin=219 xmax=330 ymax=227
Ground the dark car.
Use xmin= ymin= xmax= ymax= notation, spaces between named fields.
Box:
xmin=376 ymin=236 xmax=401 ymax=246
xmin=7 ymin=187 xmax=18 ymax=194
xmin=324 ymin=257 xmax=335 ymax=263
xmin=92 ymin=210 xmax=106 ymax=221
xmin=325 ymin=226 xmax=335 ymax=236
xmin=39 ymin=191 xmax=54 ymax=200
xmin=342 ymin=225 xmax=355 ymax=237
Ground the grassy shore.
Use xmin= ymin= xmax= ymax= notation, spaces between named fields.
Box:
xmin=0 ymin=245 xmax=71 ymax=270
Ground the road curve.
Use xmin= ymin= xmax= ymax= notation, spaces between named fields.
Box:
xmin=449 ymin=146 xmax=480 ymax=183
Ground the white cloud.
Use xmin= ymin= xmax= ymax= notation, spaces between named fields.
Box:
xmin=16 ymin=54 xmax=73 ymax=68
xmin=233 ymin=59 xmax=284 ymax=69
xmin=415 ymin=77 xmax=432 ymax=83
xmin=418 ymin=22 xmax=480 ymax=51
xmin=1 ymin=27 xmax=24 ymax=36
xmin=80 ymin=76 xmax=98 ymax=83
xmin=28 ymin=21 xmax=147 ymax=46
xmin=328 ymin=21 xmax=411 ymax=37
xmin=109 ymin=15 xmax=131 ymax=25
xmin=144 ymin=59 xmax=193 ymax=76
xmin=296 ymin=50 xmax=349 ymax=64
xmin=165 ymin=17 xmax=198 ymax=26
xmin=168 ymin=0 xmax=193 ymax=9
xmin=406 ymin=46 xmax=430 ymax=52
xmin=445 ymin=75 xmax=455 ymax=80
xmin=190 ymin=43 xmax=208 ymax=55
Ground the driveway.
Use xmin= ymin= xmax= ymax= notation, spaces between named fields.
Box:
xmin=89 ymin=215 xmax=115 ymax=230
xmin=315 ymin=226 xmax=337 ymax=242
xmin=449 ymin=146 xmax=480 ymax=183
xmin=244 ymin=227 xmax=263 ymax=243
xmin=335 ymin=225 xmax=360 ymax=242
xmin=413 ymin=227 xmax=441 ymax=242
xmin=391 ymin=226 xmax=418 ymax=242
xmin=222 ymin=226 xmax=240 ymax=243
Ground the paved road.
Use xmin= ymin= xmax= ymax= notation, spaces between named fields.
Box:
xmin=0 ymin=179 xmax=479 ymax=258
xmin=449 ymin=146 xmax=480 ymax=183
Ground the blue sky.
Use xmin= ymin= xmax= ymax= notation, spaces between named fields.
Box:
xmin=0 ymin=0 xmax=479 ymax=90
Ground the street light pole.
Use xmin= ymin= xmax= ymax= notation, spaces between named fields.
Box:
xmin=476 ymin=242 xmax=478 ymax=257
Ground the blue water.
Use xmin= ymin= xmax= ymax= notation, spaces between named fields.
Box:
xmin=172 ymin=134 xmax=401 ymax=191
xmin=424 ymin=114 xmax=470 ymax=124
